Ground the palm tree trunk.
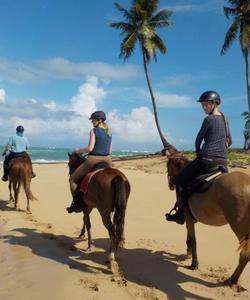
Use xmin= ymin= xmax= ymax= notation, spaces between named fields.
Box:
xmin=141 ymin=49 xmax=177 ymax=153
xmin=243 ymin=52 xmax=250 ymax=149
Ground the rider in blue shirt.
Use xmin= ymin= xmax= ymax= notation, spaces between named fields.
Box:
xmin=2 ymin=125 xmax=36 ymax=181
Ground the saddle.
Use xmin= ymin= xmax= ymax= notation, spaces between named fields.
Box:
xmin=186 ymin=165 xmax=228 ymax=196
xmin=78 ymin=161 xmax=110 ymax=194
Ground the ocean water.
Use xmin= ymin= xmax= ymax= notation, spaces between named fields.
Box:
xmin=0 ymin=147 xmax=153 ymax=164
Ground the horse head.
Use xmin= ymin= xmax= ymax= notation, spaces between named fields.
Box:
xmin=166 ymin=152 xmax=190 ymax=190
xmin=67 ymin=152 xmax=85 ymax=176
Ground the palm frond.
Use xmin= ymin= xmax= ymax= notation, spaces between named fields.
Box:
xmin=223 ymin=6 xmax=238 ymax=19
xmin=113 ymin=2 xmax=134 ymax=23
xmin=149 ymin=9 xmax=173 ymax=23
xmin=221 ymin=18 xmax=240 ymax=55
xmin=124 ymin=31 xmax=138 ymax=48
xmin=152 ymin=34 xmax=167 ymax=54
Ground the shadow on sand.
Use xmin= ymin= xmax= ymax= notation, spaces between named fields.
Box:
xmin=0 ymin=227 xmax=223 ymax=300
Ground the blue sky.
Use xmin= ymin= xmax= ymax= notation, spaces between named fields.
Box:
xmin=0 ymin=0 xmax=246 ymax=151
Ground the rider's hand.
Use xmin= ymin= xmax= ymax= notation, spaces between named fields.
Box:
xmin=74 ymin=148 xmax=81 ymax=155
xmin=2 ymin=152 xmax=6 ymax=156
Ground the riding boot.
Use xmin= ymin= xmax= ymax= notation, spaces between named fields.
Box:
xmin=165 ymin=186 xmax=186 ymax=225
xmin=1 ymin=164 xmax=9 ymax=181
xmin=66 ymin=190 xmax=84 ymax=213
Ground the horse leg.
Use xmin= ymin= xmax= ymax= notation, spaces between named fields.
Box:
xmin=8 ymin=180 xmax=14 ymax=202
xmin=100 ymin=211 xmax=118 ymax=273
xmin=13 ymin=181 xmax=21 ymax=210
xmin=79 ymin=214 xmax=86 ymax=239
xmin=225 ymin=253 xmax=248 ymax=286
xmin=185 ymin=212 xmax=199 ymax=270
xmin=84 ymin=212 xmax=93 ymax=251
xmin=79 ymin=207 xmax=93 ymax=240
xmin=23 ymin=178 xmax=32 ymax=213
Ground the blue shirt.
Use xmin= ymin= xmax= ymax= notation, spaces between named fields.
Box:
xmin=90 ymin=127 xmax=112 ymax=156
xmin=8 ymin=133 xmax=30 ymax=153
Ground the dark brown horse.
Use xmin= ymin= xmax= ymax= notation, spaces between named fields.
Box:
xmin=68 ymin=152 xmax=130 ymax=272
xmin=166 ymin=152 xmax=250 ymax=287
xmin=8 ymin=158 xmax=36 ymax=212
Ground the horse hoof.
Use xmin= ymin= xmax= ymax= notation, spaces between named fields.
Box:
xmin=109 ymin=261 xmax=119 ymax=274
xmin=31 ymin=197 xmax=38 ymax=201
xmin=188 ymin=264 xmax=198 ymax=270
xmin=223 ymin=279 xmax=246 ymax=292
xmin=85 ymin=246 xmax=92 ymax=253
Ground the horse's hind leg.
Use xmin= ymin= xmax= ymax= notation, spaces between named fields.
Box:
xmin=226 ymin=254 xmax=248 ymax=286
xmin=23 ymin=178 xmax=33 ymax=212
xmin=8 ymin=181 xmax=14 ymax=202
xmin=100 ymin=211 xmax=118 ymax=273
xmin=226 ymin=233 xmax=250 ymax=286
xmin=13 ymin=182 xmax=21 ymax=210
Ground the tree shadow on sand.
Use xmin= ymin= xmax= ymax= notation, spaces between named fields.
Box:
xmin=1 ymin=228 xmax=232 ymax=300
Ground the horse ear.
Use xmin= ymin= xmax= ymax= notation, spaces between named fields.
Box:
xmin=68 ymin=152 xmax=71 ymax=158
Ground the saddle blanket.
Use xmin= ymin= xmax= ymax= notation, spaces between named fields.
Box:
xmin=79 ymin=169 xmax=103 ymax=194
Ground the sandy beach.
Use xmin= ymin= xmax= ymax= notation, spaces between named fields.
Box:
xmin=0 ymin=155 xmax=249 ymax=300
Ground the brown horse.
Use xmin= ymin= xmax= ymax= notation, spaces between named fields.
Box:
xmin=8 ymin=158 xmax=36 ymax=212
xmin=166 ymin=152 xmax=250 ymax=286
xmin=68 ymin=152 xmax=130 ymax=272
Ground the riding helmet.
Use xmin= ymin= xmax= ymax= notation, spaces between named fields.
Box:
xmin=89 ymin=111 xmax=106 ymax=121
xmin=16 ymin=125 xmax=24 ymax=133
xmin=197 ymin=91 xmax=221 ymax=105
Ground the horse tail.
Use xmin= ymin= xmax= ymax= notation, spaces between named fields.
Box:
xmin=112 ymin=175 xmax=127 ymax=251
xmin=238 ymin=233 xmax=250 ymax=259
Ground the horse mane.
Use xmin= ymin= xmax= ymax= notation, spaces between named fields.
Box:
xmin=167 ymin=152 xmax=191 ymax=167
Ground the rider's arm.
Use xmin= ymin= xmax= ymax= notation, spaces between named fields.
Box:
xmin=74 ymin=129 xmax=96 ymax=154
xmin=195 ymin=117 xmax=209 ymax=155
xmin=2 ymin=144 xmax=11 ymax=155
xmin=109 ymin=142 xmax=112 ymax=154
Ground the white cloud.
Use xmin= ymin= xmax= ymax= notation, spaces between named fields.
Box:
xmin=155 ymin=92 xmax=193 ymax=108
xmin=70 ymin=76 xmax=105 ymax=117
xmin=43 ymin=101 xmax=57 ymax=111
xmin=0 ymin=56 xmax=140 ymax=83
xmin=0 ymin=88 xmax=6 ymax=103
xmin=109 ymin=107 xmax=160 ymax=143
xmin=167 ymin=1 xmax=221 ymax=13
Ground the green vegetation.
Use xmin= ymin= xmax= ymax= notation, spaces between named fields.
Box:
xmin=183 ymin=148 xmax=250 ymax=167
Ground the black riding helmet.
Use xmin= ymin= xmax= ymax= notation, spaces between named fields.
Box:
xmin=89 ymin=111 xmax=106 ymax=121
xmin=16 ymin=125 xmax=24 ymax=133
xmin=197 ymin=91 xmax=221 ymax=105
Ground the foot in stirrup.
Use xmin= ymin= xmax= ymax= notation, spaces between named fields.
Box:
xmin=66 ymin=191 xmax=83 ymax=213
xmin=1 ymin=175 xmax=8 ymax=182
xmin=165 ymin=208 xmax=185 ymax=225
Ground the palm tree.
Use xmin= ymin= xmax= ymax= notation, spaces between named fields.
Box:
xmin=242 ymin=111 xmax=250 ymax=149
xmin=110 ymin=0 xmax=177 ymax=153
xmin=221 ymin=1 xmax=250 ymax=123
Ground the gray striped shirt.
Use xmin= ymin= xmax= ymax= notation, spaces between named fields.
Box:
xmin=195 ymin=115 xmax=232 ymax=160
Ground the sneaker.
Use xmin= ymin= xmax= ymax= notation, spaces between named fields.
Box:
xmin=1 ymin=176 xmax=8 ymax=182
xmin=165 ymin=209 xmax=185 ymax=225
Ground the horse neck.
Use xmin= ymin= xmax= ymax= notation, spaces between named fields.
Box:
xmin=70 ymin=156 xmax=85 ymax=173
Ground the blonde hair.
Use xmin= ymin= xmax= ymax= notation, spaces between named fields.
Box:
xmin=102 ymin=122 xmax=112 ymax=136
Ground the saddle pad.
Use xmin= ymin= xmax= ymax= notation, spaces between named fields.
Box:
xmin=79 ymin=169 xmax=103 ymax=194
